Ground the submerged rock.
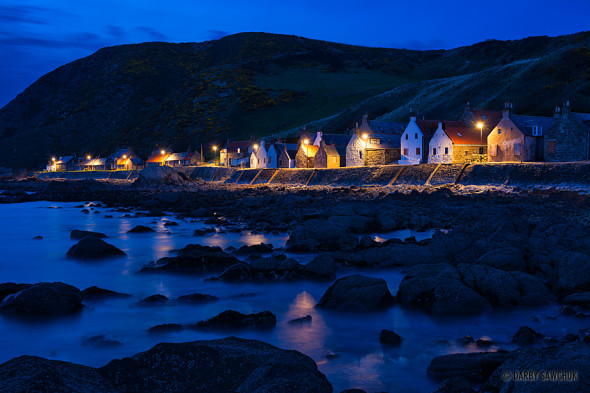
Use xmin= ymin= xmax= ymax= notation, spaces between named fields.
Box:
xmin=127 ymin=225 xmax=155 ymax=233
xmin=140 ymin=244 xmax=239 ymax=273
xmin=137 ymin=294 xmax=168 ymax=305
xmin=177 ymin=293 xmax=219 ymax=303
xmin=66 ymin=237 xmax=126 ymax=260
xmin=316 ymin=275 xmax=394 ymax=311
xmin=289 ymin=315 xmax=312 ymax=324
xmin=0 ymin=282 xmax=82 ymax=316
xmin=380 ymin=329 xmax=402 ymax=347
xmin=70 ymin=229 xmax=107 ymax=239
xmin=148 ymin=323 xmax=184 ymax=334
xmin=99 ymin=337 xmax=332 ymax=393
xmin=194 ymin=310 xmax=276 ymax=330
xmin=512 ymin=326 xmax=543 ymax=346
xmin=81 ymin=286 xmax=131 ymax=300
xmin=0 ymin=282 xmax=31 ymax=303
xmin=218 ymin=255 xmax=334 ymax=282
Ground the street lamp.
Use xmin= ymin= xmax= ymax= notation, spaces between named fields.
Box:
xmin=477 ymin=122 xmax=484 ymax=159
xmin=252 ymin=144 xmax=259 ymax=168
xmin=303 ymin=139 xmax=309 ymax=168
xmin=213 ymin=146 xmax=218 ymax=166
xmin=362 ymin=133 xmax=368 ymax=166
xmin=160 ymin=150 xmax=166 ymax=166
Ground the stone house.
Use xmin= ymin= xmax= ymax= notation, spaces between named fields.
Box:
xmin=81 ymin=157 xmax=107 ymax=171
xmin=429 ymin=120 xmax=494 ymax=164
xmin=147 ymin=149 xmax=171 ymax=166
xmin=107 ymin=147 xmax=142 ymax=170
xmin=488 ymin=103 xmax=555 ymax=162
xmin=164 ymin=152 xmax=200 ymax=167
xmin=544 ymin=101 xmax=590 ymax=161
xmin=47 ymin=156 xmax=74 ymax=171
xmin=278 ymin=144 xmax=298 ymax=168
xmin=315 ymin=141 xmax=346 ymax=168
xmin=295 ymin=143 xmax=319 ymax=168
xmin=220 ymin=141 xmax=252 ymax=167
xmin=346 ymin=114 xmax=404 ymax=167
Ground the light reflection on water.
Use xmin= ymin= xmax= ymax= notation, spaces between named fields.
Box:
xmin=0 ymin=202 xmax=586 ymax=393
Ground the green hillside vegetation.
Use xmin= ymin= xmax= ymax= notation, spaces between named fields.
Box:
xmin=0 ymin=31 xmax=589 ymax=169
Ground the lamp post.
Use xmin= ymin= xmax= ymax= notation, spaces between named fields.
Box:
xmin=160 ymin=150 xmax=166 ymax=166
xmin=303 ymin=139 xmax=309 ymax=168
xmin=477 ymin=122 xmax=484 ymax=161
xmin=213 ymin=146 xmax=218 ymax=166
xmin=253 ymin=144 xmax=258 ymax=168
xmin=362 ymin=133 xmax=368 ymax=166
xmin=51 ymin=157 xmax=56 ymax=172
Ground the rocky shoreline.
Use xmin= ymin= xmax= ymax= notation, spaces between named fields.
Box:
xmin=1 ymin=175 xmax=590 ymax=392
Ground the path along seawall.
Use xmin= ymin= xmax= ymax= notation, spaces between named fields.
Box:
xmin=35 ymin=162 xmax=590 ymax=189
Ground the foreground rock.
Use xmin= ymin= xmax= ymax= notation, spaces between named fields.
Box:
xmin=218 ymin=255 xmax=334 ymax=282
xmin=427 ymin=351 xmax=511 ymax=382
xmin=316 ymin=275 xmax=394 ymax=311
xmin=127 ymin=225 xmax=155 ymax=233
xmin=0 ymin=282 xmax=31 ymax=302
xmin=0 ymin=356 xmax=120 ymax=393
xmin=397 ymin=263 xmax=550 ymax=316
xmin=286 ymin=218 xmax=359 ymax=251
xmin=66 ymin=237 xmax=126 ymax=260
xmin=140 ymin=244 xmax=239 ymax=273
xmin=133 ymin=165 xmax=190 ymax=187
xmin=380 ymin=329 xmax=402 ymax=347
xmin=0 ymin=282 xmax=82 ymax=316
xmin=193 ymin=310 xmax=276 ymax=330
xmin=70 ymin=229 xmax=107 ymax=239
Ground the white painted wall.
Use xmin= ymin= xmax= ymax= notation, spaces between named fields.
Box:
xmin=428 ymin=123 xmax=453 ymax=163
xmin=266 ymin=144 xmax=279 ymax=169
xmin=346 ymin=132 xmax=365 ymax=167
xmin=398 ymin=117 xmax=424 ymax=165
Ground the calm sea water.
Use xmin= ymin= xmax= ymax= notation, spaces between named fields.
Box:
xmin=0 ymin=201 xmax=584 ymax=392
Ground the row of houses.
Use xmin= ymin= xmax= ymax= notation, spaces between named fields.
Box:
xmin=218 ymin=101 xmax=589 ymax=169
xmin=47 ymin=147 xmax=202 ymax=171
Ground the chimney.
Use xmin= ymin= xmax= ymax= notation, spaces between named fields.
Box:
xmin=562 ymin=100 xmax=571 ymax=117
xmin=502 ymin=102 xmax=512 ymax=118
xmin=437 ymin=122 xmax=443 ymax=132
xmin=410 ymin=115 xmax=417 ymax=123
xmin=361 ymin=113 xmax=369 ymax=127
xmin=554 ymin=105 xmax=561 ymax=118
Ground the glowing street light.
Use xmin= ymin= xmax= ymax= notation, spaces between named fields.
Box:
xmin=303 ymin=139 xmax=309 ymax=168
xmin=477 ymin=121 xmax=484 ymax=157
xmin=86 ymin=155 xmax=91 ymax=160
xmin=362 ymin=134 xmax=369 ymax=166
xmin=213 ymin=146 xmax=218 ymax=165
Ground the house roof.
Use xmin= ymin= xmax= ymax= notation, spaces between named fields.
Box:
xmin=54 ymin=156 xmax=74 ymax=164
xmin=147 ymin=152 xmax=170 ymax=163
xmin=415 ymin=119 xmax=442 ymax=137
xmin=224 ymin=141 xmax=251 ymax=153
xmin=323 ymin=144 xmax=346 ymax=157
xmin=364 ymin=133 xmax=401 ymax=149
xmin=572 ymin=112 xmax=590 ymax=130
xmin=165 ymin=152 xmax=191 ymax=161
xmin=321 ymin=134 xmax=351 ymax=146
xmin=470 ymin=110 xmax=503 ymax=129
xmin=511 ymin=115 xmax=556 ymax=136
xmin=300 ymin=144 xmax=319 ymax=157
xmin=82 ymin=158 xmax=106 ymax=166
xmin=130 ymin=157 xmax=143 ymax=164
xmin=443 ymin=121 xmax=488 ymax=145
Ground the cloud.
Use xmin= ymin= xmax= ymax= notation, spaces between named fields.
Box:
xmin=107 ymin=25 xmax=126 ymax=39
xmin=136 ymin=26 xmax=168 ymax=41
xmin=207 ymin=30 xmax=231 ymax=40
xmin=0 ymin=4 xmax=53 ymax=25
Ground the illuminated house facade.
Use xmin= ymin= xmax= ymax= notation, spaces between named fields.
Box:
xmin=346 ymin=115 xmax=404 ymax=167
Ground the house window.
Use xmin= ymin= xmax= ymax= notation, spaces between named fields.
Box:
xmin=498 ymin=128 xmax=502 ymax=135
xmin=444 ymin=147 xmax=449 ymax=155
xmin=514 ymin=143 xmax=521 ymax=155
xmin=548 ymin=141 xmax=556 ymax=153
xmin=359 ymin=151 xmax=363 ymax=159
xmin=403 ymin=148 xmax=408 ymax=156
xmin=532 ymin=126 xmax=542 ymax=136
xmin=415 ymin=133 xmax=418 ymax=139
xmin=333 ymin=157 xmax=337 ymax=163
xmin=405 ymin=134 xmax=408 ymax=140
xmin=479 ymin=147 xmax=484 ymax=154
xmin=433 ymin=148 xmax=437 ymax=155
xmin=370 ymin=138 xmax=380 ymax=145
xmin=237 ymin=148 xmax=241 ymax=153
xmin=416 ymin=148 xmax=420 ymax=155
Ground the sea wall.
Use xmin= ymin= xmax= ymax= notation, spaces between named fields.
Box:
xmin=36 ymin=162 xmax=590 ymax=188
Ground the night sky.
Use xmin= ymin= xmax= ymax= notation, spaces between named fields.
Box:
xmin=1 ymin=0 xmax=589 ymax=107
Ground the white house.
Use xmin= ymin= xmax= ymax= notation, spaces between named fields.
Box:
xmin=428 ymin=123 xmax=453 ymax=164
xmin=399 ymin=116 xmax=425 ymax=165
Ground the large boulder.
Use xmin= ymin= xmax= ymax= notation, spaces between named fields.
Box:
xmin=140 ymin=244 xmax=238 ymax=273
xmin=70 ymin=229 xmax=107 ymax=239
xmin=476 ymin=247 xmax=527 ymax=272
xmin=553 ymin=251 xmax=590 ymax=296
xmin=316 ymin=275 xmax=394 ymax=311
xmin=0 ymin=282 xmax=31 ymax=303
xmin=0 ymin=282 xmax=83 ymax=316
xmin=66 ymin=237 xmax=126 ymax=260
xmin=427 ymin=351 xmax=511 ymax=383
xmin=218 ymin=255 xmax=334 ymax=282
xmin=0 ymin=355 xmax=120 ymax=393
xmin=133 ymin=165 xmax=190 ymax=187
xmin=99 ymin=337 xmax=332 ymax=392
xmin=194 ymin=310 xmax=276 ymax=330
xmin=286 ymin=218 xmax=358 ymax=251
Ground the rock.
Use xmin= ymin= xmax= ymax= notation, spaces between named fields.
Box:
xmin=476 ymin=247 xmax=526 ymax=272
xmin=137 ymin=294 xmax=168 ymax=305
xmin=316 ymin=275 xmax=394 ymax=311
xmin=177 ymin=293 xmax=219 ymax=303
xmin=141 ymin=244 xmax=239 ymax=273
xmin=286 ymin=218 xmax=358 ymax=251
xmin=304 ymin=254 xmax=337 ymax=279
xmin=0 ymin=355 xmax=120 ymax=393
xmin=0 ymin=282 xmax=31 ymax=303
xmin=562 ymin=292 xmax=590 ymax=308
xmin=476 ymin=338 xmax=494 ymax=348
xmin=512 ymin=326 xmax=542 ymax=346
xmin=81 ymin=335 xmax=122 ymax=348
xmin=32 ymin=235 xmax=43 ymax=240
xmin=433 ymin=377 xmax=476 ymax=393
xmin=127 ymin=225 xmax=155 ymax=233
xmin=99 ymin=337 xmax=332 ymax=392
xmin=289 ymin=315 xmax=312 ymax=324
xmin=163 ymin=221 xmax=179 ymax=227
xmin=553 ymin=251 xmax=590 ymax=295
xmin=457 ymin=335 xmax=475 ymax=346
xmin=359 ymin=235 xmax=377 ymax=249
xmin=233 ymin=243 xmax=274 ymax=255
xmin=66 ymin=237 xmax=126 ymax=260
xmin=81 ymin=286 xmax=131 ymax=300
xmin=380 ymin=329 xmax=402 ymax=346
xmin=194 ymin=310 xmax=276 ymax=330
xmin=133 ymin=165 xmax=190 ymax=187
xmin=70 ymin=229 xmax=107 ymax=239
xmin=190 ymin=207 xmax=209 ymax=217
xmin=193 ymin=228 xmax=215 ymax=236
xmin=427 ymin=351 xmax=510 ymax=382
xmin=218 ymin=255 xmax=333 ymax=282
xmin=340 ymin=390 xmax=367 ymax=393
xmin=559 ymin=305 xmax=576 ymax=316
xmin=0 ymin=282 xmax=82 ymax=316
xmin=148 ymin=323 xmax=184 ymax=334
xmin=482 ymin=342 xmax=590 ymax=392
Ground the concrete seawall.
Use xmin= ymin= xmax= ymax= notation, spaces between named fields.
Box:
xmin=36 ymin=162 xmax=590 ymax=188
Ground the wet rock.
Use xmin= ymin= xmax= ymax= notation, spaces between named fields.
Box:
xmin=127 ymin=225 xmax=155 ymax=233
xmin=233 ymin=243 xmax=274 ymax=255
xmin=70 ymin=229 xmax=107 ymax=239
xmin=380 ymin=329 xmax=402 ymax=347
xmin=287 ymin=218 xmax=358 ymax=251
xmin=133 ymin=165 xmax=190 ymax=187
xmin=562 ymin=292 xmax=590 ymax=308
xmin=433 ymin=377 xmax=476 ymax=393
xmin=81 ymin=286 xmax=131 ymax=300
xmin=0 ymin=282 xmax=82 ymax=316
xmin=137 ymin=294 xmax=168 ymax=305
xmin=305 ymin=254 xmax=337 ymax=279
xmin=0 ymin=355 xmax=120 ymax=393
xmin=289 ymin=315 xmax=312 ymax=324
xmin=81 ymin=335 xmax=122 ymax=348
xmin=66 ymin=237 xmax=126 ymax=260
xmin=476 ymin=247 xmax=526 ymax=272
xmin=0 ymin=282 xmax=31 ymax=303
xmin=193 ymin=310 xmax=276 ymax=330
xmin=32 ymin=235 xmax=43 ymax=240
xmin=193 ymin=227 xmax=216 ymax=236
xmin=427 ymin=351 xmax=510 ymax=382
xmin=177 ymin=293 xmax=219 ymax=303
xmin=476 ymin=338 xmax=494 ymax=348
xmin=554 ymin=251 xmax=590 ymax=296
xmin=457 ymin=335 xmax=475 ymax=346
xmin=316 ymin=275 xmax=394 ymax=311
xmin=163 ymin=221 xmax=179 ymax=227
xmin=148 ymin=323 xmax=184 ymax=334
xmin=140 ymin=244 xmax=239 ymax=273
xmin=512 ymin=326 xmax=543 ymax=346
xmin=559 ymin=305 xmax=576 ymax=316
xmin=99 ymin=337 xmax=332 ymax=392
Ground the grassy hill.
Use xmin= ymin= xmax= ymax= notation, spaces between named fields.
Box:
xmin=1 ymin=31 xmax=589 ymax=169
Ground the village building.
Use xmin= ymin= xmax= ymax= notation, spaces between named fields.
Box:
xmin=294 ymin=132 xmax=349 ymax=168
xmin=488 ymin=103 xmax=555 ymax=162
xmin=220 ymin=141 xmax=253 ymax=167
xmin=278 ymin=143 xmax=298 ymax=168
xmin=146 ymin=149 xmax=171 ymax=166
xmin=165 ymin=151 xmax=200 ymax=167
xmin=294 ymin=142 xmax=319 ymax=168
xmin=428 ymin=120 xmax=493 ymax=164
xmin=106 ymin=147 xmax=143 ymax=170
xmin=346 ymin=114 xmax=405 ymax=167
xmin=315 ymin=141 xmax=346 ymax=168
xmin=80 ymin=157 xmax=107 ymax=171
xmin=544 ymin=101 xmax=590 ymax=161
xmin=47 ymin=156 xmax=75 ymax=171
xmin=398 ymin=117 xmax=437 ymax=165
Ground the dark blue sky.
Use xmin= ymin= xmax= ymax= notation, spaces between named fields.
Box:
xmin=1 ymin=0 xmax=589 ymax=107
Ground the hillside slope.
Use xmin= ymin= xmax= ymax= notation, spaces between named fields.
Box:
xmin=1 ymin=31 xmax=589 ymax=169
